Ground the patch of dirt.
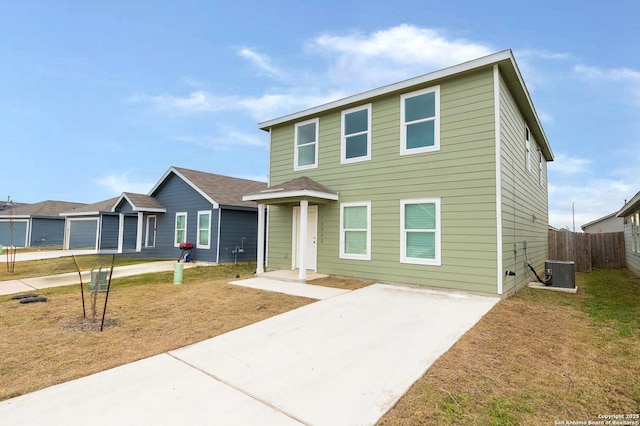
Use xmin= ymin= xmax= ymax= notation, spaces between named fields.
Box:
xmin=61 ymin=318 xmax=119 ymax=332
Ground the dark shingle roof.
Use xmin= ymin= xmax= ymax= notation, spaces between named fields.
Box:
xmin=267 ymin=176 xmax=338 ymax=194
xmin=0 ymin=200 xmax=87 ymax=217
xmin=168 ymin=167 xmax=268 ymax=208
xmin=60 ymin=197 xmax=120 ymax=215
xmin=121 ymin=192 xmax=165 ymax=210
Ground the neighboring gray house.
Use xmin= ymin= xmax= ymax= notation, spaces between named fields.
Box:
xmin=61 ymin=197 xmax=132 ymax=251
xmin=0 ymin=200 xmax=86 ymax=247
xmin=581 ymin=212 xmax=624 ymax=234
xmin=617 ymin=191 xmax=640 ymax=277
xmin=60 ymin=166 xmax=267 ymax=263
xmin=144 ymin=167 xmax=267 ymax=263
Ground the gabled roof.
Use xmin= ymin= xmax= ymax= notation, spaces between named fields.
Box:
xmin=243 ymin=176 xmax=339 ymax=202
xmin=0 ymin=200 xmax=87 ymax=218
xmin=115 ymin=192 xmax=166 ymax=212
xmin=149 ymin=166 xmax=268 ymax=209
xmin=617 ymin=191 xmax=640 ymax=217
xmin=60 ymin=197 xmax=120 ymax=216
xmin=581 ymin=212 xmax=620 ymax=230
xmin=258 ymin=49 xmax=553 ymax=162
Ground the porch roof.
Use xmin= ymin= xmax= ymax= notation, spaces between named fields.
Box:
xmin=243 ymin=176 xmax=339 ymax=204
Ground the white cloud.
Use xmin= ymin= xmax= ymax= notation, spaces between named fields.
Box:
xmin=175 ymin=128 xmax=269 ymax=152
xmin=95 ymin=171 xmax=154 ymax=195
xmin=127 ymin=91 xmax=236 ymax=114
xmin=574 ymin=64 xmax=640 ymax=106
xmin=238 ymin=47 xmax=284 ymax=79
xmin=306 ymin=24 xmax=494 ymax=90
xmin=516 ymin=48 xmax=570 ymax=61
xmin=548 ymin=178 xmax=634 ymax=229
xmin=548 ymin=153 xmax=592 ymax=175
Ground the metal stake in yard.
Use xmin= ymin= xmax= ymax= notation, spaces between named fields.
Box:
xmin=100 ymin=254 xmax=116 ymax=332
xmin=72 ymin=254 xmax=86 ymax=319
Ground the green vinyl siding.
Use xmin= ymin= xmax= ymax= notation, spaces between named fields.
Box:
xmin=268 ymin=68 xmax=500 ymax=293
xmin=499 ymin=72 xmax=549 ymax=293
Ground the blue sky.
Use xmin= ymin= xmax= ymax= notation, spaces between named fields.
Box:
xmin=1 ymin=0 xmax=638 ymax=229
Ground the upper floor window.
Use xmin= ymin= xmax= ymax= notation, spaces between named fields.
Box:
xmin=525 ymin=126 xmax=532 ymax=172
xmin=294 ymin=118 xmax=319 ymax=171
xmin=174 ymin=212 xmax=187 ymax=247
xmin=400 ymin=198 xmax=441 ymax=266
xmin=538 ymin=150 xmax=544 ymax=186
xmin=400 ymin=86 xmax=440 ymax=155
xmin=341 ymin=104 xmax=371 ymax=164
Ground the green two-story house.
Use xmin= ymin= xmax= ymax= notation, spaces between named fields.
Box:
xmin=244 ymin=50 xmax=554 ymax=296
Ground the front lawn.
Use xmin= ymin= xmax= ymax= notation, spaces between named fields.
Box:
xmin=378 ymin=268 xmax=640 ymax=425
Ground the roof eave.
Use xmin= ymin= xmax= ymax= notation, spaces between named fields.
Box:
xmin=243 ymin=190 xmax=339 ymax=203
xmin=617 ymin=191 xmax=640 ymax=217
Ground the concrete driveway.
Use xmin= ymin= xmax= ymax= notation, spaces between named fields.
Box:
xmin=0 ymin=281 xmax=498 ymax=425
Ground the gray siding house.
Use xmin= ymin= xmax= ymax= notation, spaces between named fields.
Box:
xmin=0 ymin=200 xmax=86 ymax=248
xmin=617 ymin=191 xmax=640 ymax=277
xmin=61 ymin=167 xmax=267 ymax=263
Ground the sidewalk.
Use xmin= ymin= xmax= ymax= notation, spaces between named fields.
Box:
xmin=0 ymin=261 xmax=196 ymax=296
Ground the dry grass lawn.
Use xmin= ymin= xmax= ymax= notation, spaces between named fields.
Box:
xmin=2 ymin=256 xmax=638 ymax=425
xmin=378 ymin=268 xmax=640 ymax=425
xmin=0 ymin=262 xmax=319 ymax=401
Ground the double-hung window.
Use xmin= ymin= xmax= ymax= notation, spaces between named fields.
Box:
xmin=294 ymin=118 xmax=319 ymax=170
xmin=341 ymin=104 xmax=371 ymax=163
xmin=633 ymin=213 xmax=640 ymax=253
xmin=174 ymin=212 xmax=187 ymax=247
xmin=525 ymin=126 xmax=532 ymax=172
xmin=197 ymin=210 xmax=211 ymax=249
xmin=538 ymin=150 xmax=544 ymax=186
xmin=340 ymin=201 xmax=371 ymax=260
xmin=400 ymin=198 xmax=441 ymax=265
xmin=400 ymin=86 xmax=440 ymax=155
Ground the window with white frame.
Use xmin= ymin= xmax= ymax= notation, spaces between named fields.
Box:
xmin=525 ymin=126 xmax=532 ymax=172
xmin=197 ymin=210 xmax=211 ymax=249
xmin=633 ymin=213 xmax=640 ymax=253
xmin=294 ymin=118 xmax=319 ymax=170
xmin=341 ymin=104 xmax=371 ymax=163
xmin=340 ymin=201 xmax=371 ymax=260
xmin=400 ymin=86 xmax=440 ymax=155
xmin=538 ymin=150 xmax=544 ymax=186
xmin=174 ymin=212 xmax=187 ymax=247
xmin=400 ymin=198 xmax=441 ymax=265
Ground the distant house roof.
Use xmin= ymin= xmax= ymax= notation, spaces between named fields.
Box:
xmin=0 ymin=200 xmax=87 ymax=218
xmin=60 ymin=197 xmax=120 ymax=216
xmin=116 ymin=192 xmax=166 ymax=212
xmin=581 ymin=212 xmax=618 ymax=230
xmin=150 ymin=166 xmax=268 ymax=209
xmin=243 ymin=176 xmax=339 ymax=203
xmin=617 ymin=191 xmax=640 ymax=217
xmin=258 ymin=49 xmax=553 ymax=162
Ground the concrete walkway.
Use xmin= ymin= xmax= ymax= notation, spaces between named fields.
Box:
xmin=0 ymin=261 xmax=196 ymax=296
xmin=0 ymin=249 xmax=96 ymax=262
xmin=0 ymin=279 xmax=499 ymax=425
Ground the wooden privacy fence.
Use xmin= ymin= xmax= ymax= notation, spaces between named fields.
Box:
xmin=548 ymin=230 xmax=626 ymax=273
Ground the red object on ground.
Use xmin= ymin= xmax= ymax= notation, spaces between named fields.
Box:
xmin=179 ymin=242 xmax=194 ymax=249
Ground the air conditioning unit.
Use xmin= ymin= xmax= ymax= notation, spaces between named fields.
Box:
xmin=545 ymin=260 xmax=575 ymax=288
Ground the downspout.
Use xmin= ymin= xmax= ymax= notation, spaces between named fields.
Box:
xmin=215 ymin=207 xmax=221 ymax=264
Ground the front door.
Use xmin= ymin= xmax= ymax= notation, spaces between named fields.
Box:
xmin=293 ymin=205 xmax=317 ymax=271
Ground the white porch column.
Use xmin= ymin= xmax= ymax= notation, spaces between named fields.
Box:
xmin=256 ymin=203 xmax=265 ymax=274
xmin=298 ymin=200 xmax=308 ymax=281
xmin=136 ymin=212 xmax=144 ymax=252
xmin=117 ymin=213 xmax=124 ymax=254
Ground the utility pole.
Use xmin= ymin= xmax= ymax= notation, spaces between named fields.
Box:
xmin=572 ymin=202 xmax=575 ymax=233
